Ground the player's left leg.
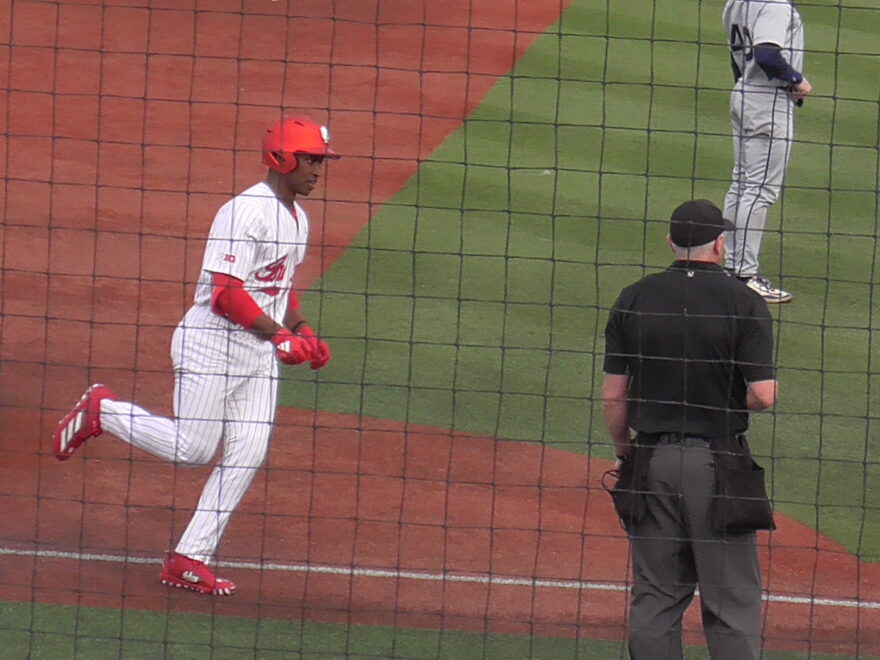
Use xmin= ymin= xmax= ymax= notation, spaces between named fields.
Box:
xmin=723 ymin=86 xmax=747 ymax=274
xmin=736 ymin=90 xmax=794 ymax=277
xmin=173 ymin=365 xmax=278 ymax=564
xmin=161 ymin=365 xmax=277 ymax=595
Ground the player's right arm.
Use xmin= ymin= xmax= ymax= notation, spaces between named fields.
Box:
xmin=201 ymin=208 xmax=283 ymax=335
xmin=201 ymin=204 xmax=317 ymax=366
xmin=210 ymin=272 xmax=282 ymax=339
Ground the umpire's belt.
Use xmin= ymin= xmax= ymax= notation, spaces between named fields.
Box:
xmin=654 ymin=433 xmax=711 ymax=448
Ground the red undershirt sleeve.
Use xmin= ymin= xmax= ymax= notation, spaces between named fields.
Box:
xmin=211 ymin=272 xmax=265 ymax=329
xmin=289 ymin=288 xmax=301 ymax=311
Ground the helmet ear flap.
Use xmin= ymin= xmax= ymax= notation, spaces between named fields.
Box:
xmin=264 ymin=151 xmax=298 ymax=174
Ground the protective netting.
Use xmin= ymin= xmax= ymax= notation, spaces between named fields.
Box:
xmin=1 ymin=0 xmax=878 ymax=658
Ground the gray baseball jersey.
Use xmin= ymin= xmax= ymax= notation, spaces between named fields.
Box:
xmin=724 ymin=0 xmax=804 ymax=88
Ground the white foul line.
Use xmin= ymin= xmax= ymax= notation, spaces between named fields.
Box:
xmin=3 ymin=546 xmax=879 ymax=611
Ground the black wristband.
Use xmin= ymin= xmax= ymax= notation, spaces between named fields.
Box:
xmin=291 ymin=320 xmax=307 ymax=334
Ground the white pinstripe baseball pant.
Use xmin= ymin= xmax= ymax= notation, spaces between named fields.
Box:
xmin=100 ymin=305 xmax=279 ymax=563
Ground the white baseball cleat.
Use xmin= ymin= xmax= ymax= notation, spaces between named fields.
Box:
xmin=53 ymin=383 xmax=116 ymax=460
xmin=743 ymin=276 xmax=793 ymax=304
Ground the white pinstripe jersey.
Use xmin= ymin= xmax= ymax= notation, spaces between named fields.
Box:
xmin=724 ymin=0 xmax=804 ymax=88
xmin=194 ymin=181 xmax=309 ymax=327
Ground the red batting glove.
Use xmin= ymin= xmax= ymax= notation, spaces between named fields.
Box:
xmin=310 ymin=339 xmax=331 ymax=370
xmin=296 ymin=324 xmax=332 ymax=370
xmin=271 ymin=328 xmax=311 ymax=366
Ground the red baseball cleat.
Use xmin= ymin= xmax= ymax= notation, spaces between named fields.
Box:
xmin=53 ymin=383 xmax=116 ymax=461
xmin=160 ymin=552 xmax=236 ymax=596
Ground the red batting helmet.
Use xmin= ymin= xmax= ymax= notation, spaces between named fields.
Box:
xmin=261 ymin=117 xmax=339 ymax=174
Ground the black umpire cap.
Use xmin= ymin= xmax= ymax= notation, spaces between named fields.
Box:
xmin=669 ymin=199 xmax=735 ymax=248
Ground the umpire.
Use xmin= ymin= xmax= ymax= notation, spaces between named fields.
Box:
xmin=602 ymin=199 xmax=778 ymax=659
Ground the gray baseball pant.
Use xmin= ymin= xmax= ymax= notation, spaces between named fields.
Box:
xmin=723 ymin=85 xmax=794 ymax=277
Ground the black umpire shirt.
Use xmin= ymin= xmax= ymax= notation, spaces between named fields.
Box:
xmin=603 ymin=261 xmax=775 ymax=438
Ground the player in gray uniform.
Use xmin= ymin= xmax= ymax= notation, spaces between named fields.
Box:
xmin=722 ymin=0 xmax=812 ymax=303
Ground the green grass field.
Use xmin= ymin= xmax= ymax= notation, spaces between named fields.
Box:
xmin=284 ymin=0 xmax=880 ymax=562
xmin=4 ymin=602 xmax=876 ymax=660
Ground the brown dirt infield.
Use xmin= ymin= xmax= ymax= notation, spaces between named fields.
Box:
xmin=3 ymin=407 xmax=880 ymax=654
xmin=1 ymin=0 xmax=878 ymax=656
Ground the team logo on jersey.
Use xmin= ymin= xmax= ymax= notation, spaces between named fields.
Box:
xmin=256 ymin=256 xmax=288 ymax=282
xmin=255 ymin=256 xmax=288 ymax=296
xmin=222 ymin=254 xmax=236 ymax=263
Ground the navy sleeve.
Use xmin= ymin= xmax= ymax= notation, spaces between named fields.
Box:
xmin=754 ymin=43 xmax=803 ymax=86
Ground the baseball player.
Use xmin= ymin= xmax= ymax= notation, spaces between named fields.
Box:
xmin=52 ymin=117 xmax=338 ymax=595
xmin=722 ymin=0 xmax=812 ymax=303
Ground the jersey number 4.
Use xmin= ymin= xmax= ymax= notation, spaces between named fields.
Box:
xmin=729 ymin=24 xmax=754 ymax=61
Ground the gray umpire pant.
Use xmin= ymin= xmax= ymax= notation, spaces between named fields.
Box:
xmin=627 ymin=436 xmax=763 ymax=660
